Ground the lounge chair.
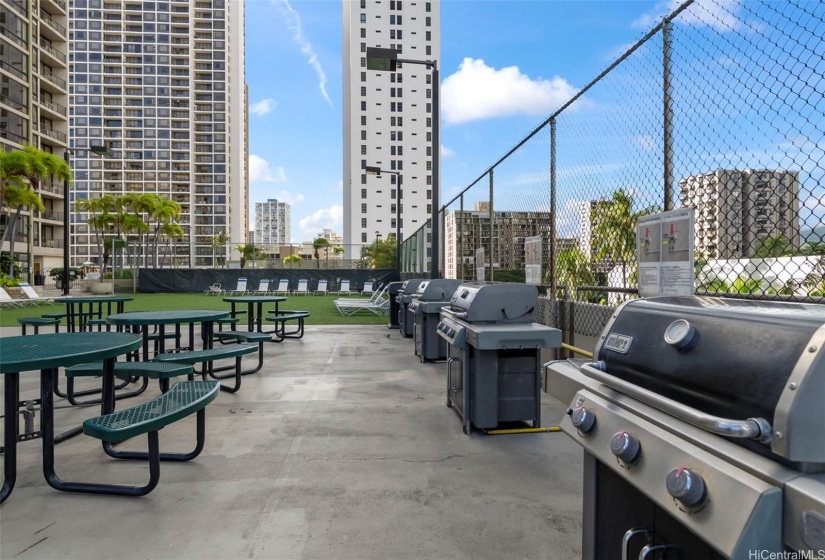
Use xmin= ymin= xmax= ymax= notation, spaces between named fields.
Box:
xmin=272 ymin=279 xmax=290 ymax=295
xmin=360 ymin=281 xmax=375 ymax=295
xmin=335 ymin=283 xmax=388 ymax=304
xmin=314 ymin=280 xmax=329 ymax=295
xmin=227 ymin=277 xmax=247 ymax=296
xmin=204 ymin=283 xmax=223 ymax=296
xmin=250 ymin=279 xmax=270 ymax=295
xmin=0 ymin=286 xmax=27 ymax=308
xmin=334 ymin=289 xmax=390 ymax=316
xmin=292 ymin=279 xmax=309 ymax=295
xmin=18 ymin=282 xmax=54 ymax=305
xmin=337 ymin=280 xmax=352 ymax=295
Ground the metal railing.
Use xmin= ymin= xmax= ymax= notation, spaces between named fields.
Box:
xmin=400 ymin=0 xmax=825 ymax=350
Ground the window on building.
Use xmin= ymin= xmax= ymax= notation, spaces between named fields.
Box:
xmin=390 ymin=74 xmax=396 ymax=83
xmin=391 ymin=131 xmax=397 ymax=141
xmin=362 ymin=218 xmax=367 ymax=228
xmin=397 ymin=30 xmax=402 ymax=39
xmin=361 ymin=144 xmax=367 ymax=155
xmin=361 ymin=188 xmax=367 ymax=199
xmin=390 ymin=117 xmax=396 ymax=126
xmin=360 ymin=13 xmax=366 ymax=23
xmin=397 ymin=117 xmax=403 ymax=126
xmin=397 ymin=146 xmax=403 ymax=155
xmin=426 ymin=74 xmax=432 ymax=84
xmin=361 ymin=159 xmax=367 ymax=168
xmin=398 ymin=161 xmax=403 ymax=170
xmin=391 ymin=204 xmax=396 ymax=213
xmin=391 ymin=175 xmax=397 ymax=184
xmin=391 ymin=218 xmax=396 ymax=228
xmin=362 ymin=232 xmax=367 ymax=243
xmin=390 ymin=29 xmax=395 ymax=39
xmin=390 ymin=14 xmax=395 ymax=24
xmin=360 ymin=42 xmax=366 ymax=53
xmin=361 ymin=173 xmax=367 ymax=184
xmin=397 ymin=15 xmax=402 ymax=24
xmin=360 ymin=0 xmax=366 ymax=7
xmin=426 ymin=161 xmax=432 ymax=170
xmin=397 ymin=88 xmax=402 ymax=97
xmin=398 ymin=131 xmax=403 ymax=141
xmin=361 ymin=203 xmax=367 ymax=213
xmin=426 ymin=131 xmax=432 ymax=142
xmin=426 ymin=88 xmax=432 ymax=98
xmin=361 ymin=86 xmax=367 ymax=96
xmin=398 ymin=102 xmax=403 ymax=111
xmin=361 ymin=71 xmax=367 ymax=82
xmin=426 ymin=31 xmax=431 ymax=41
xmin=390 ymin=88 xmax=396 ymax=97
xmin=361 ymin=57 xmax=366 ymax=67
xmin=391 ymin=102 xmax=396 ymax=112
xmin=426 ymin=175 xmax=432 ymax=185
xmin=426 ymin=146 xmax=432 ymax=156
xmin=426 ymin=46 xmax=431 ymax=56
xmin=391 ymin=160 xmax=396 ymax=170
xmin=426 ymin=2 xmax=431 ymax=12
xmin=426 ymin=102 xmax=432 ymax=113
xmin=396 ymin=73 xmax=402 ymax=83
xmin=360 ymin=28 xmax=366 ymax=38
xmin=361 ymin=101 xmax=367 ymax=111
xmin=391 ymin=188 xmax=397 ymax=199
xmin=391 ymin=146 xmax=396 ymax=156
xmin=427 ymin=204 xmax=432 ymax=214
xmin=361 ymin=115 xmax=367 ymax=126
xmin=426 ymin=190 xmax=432 ymax=199
xmin=425 ymin=16 xmax=431 ymax=26
xmin=361 ymin=130 xmax=367 ymax=140
xmin=426 ymin=117 xmax=431 ymax=127
xmin=390 ymin=0 xmax=395 ymax=8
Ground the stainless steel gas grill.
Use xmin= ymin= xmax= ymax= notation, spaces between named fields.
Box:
xmin=398 ymin=278 xmax=427 ymax=338
xmin=544 ymin=296 xmax=825 ymax=559
xmin=409 ymin=279 xmax=463 ymax=362
xmin=439 ymin=284 xmax=561 ymax=434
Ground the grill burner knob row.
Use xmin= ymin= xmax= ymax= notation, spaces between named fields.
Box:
xmin=666 ymin=467 xmax=707 ymax=508
xmin=610 ymin=431 xmax=641 ymax=464
xmin=568 ymin=406 xmax=596 ymax=434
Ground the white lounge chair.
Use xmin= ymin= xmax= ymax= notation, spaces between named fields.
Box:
xmin=18 ymin=282 xmax=54 ymax=305
xmin=0 ymin=286 xmax=27 ymax=308
xmin=272 ymin=279 xmax=290 ymax=295
xmin=250 ymin=279 xmax=270 ymax=295
xmin=337 ymin=280 xmax=352 ymax=295
xmin=334 ymin=290 xmax=390 ymax=316
xmin=228 ymin=277 xmax=247 ymax=295
xmin=292 ymin=279 xmax=309 ymax=295
xmin=204 ymin=283 xmax=223 ymax=296
xmin=335 ymin=283 xmax=388 ymax=304
xmin=314 ymin=279 xmax=328 ymax=295
xmin=360 ymin=281 xmax=375 ymax=295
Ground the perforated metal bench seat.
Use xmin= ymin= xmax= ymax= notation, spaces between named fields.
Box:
xmin=18 ymin=317 xmax=60 ymax=335
xmin=66 ymin=361 xmax=193 ymax=380
xmin=213 ymin=330 xmax=272 ymax=343
xmin=265 ymin=310 xmax=310 ymax=321
xmin=265 ymin=310 xmax=309 ymax=341
xmin=156 ymin=344 xmax=258 ymax=364
xmin=41 ymin=312 xmax=67 ymax=320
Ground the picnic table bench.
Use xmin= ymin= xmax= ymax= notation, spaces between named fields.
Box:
xmin=265 ymin=310 xmax=309 ymax=342
xmin=157 ymin=344 xmax=258 ymax=393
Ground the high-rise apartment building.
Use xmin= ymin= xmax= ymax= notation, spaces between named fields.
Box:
xmin=679 ymin=169 xmax=800 ymax=260
xmin=0 ymin=0 xmax=70 ymax=277
xmin=68 ymin=0 xmax=246 ymax=268
xmin=342 ymin=0 xmax=440 ymax=260
xmin=254 ymin=198 xmax=290 ymax=246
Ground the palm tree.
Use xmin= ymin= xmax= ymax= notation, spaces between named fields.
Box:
xmin=4 ymin=185 xmax=45 ymax=276
xmin=158 ymin=221 xmax=185 ymax=268
xmin=551 ymin=247 xmax=596 ymax=301
xmin=333 ymin=245 xmax=345 ymax=259
xmin=76 ymin=195 xmax=114 ymax=274
xmin=312 ymin=237 xmax=330 ymax=269
xmin=146 ymin=196 xmax=181 ymax=267
xmin=211 ymin=231 xmax=229 ymax=267
xmin=283 ymin=254 xmax=303 ymax=268
xmin=591 ymin=189 xmax=645 ymax=288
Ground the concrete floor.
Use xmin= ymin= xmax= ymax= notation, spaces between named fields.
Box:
xmin=1 ymin=325 xmax=583 ymax=560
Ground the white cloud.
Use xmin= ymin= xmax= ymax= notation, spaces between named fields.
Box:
xmin=249 ymin=155 xmax=286 ymax=183
xmin=441 ymin=145 xmax=455 ymax=158
xmin=441 ymin=58 xmax=578 ymax=124
xmin=276 ymin=0 xmax=333 ymax=108
xmin=249 ymin=98 xmax=276 ymax=116
xmin=632 ymin=0 xmax=742 ymax=33
xmin=299 ymin=205 xmax=343 ymax=239
xmin=634 ymin=135 xmax=658 ymax=152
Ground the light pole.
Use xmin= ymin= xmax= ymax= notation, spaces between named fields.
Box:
xmin=366 ymin=166 xmax=402 ymax=273
xmin=366 ymin=47 xmax=440 ymax=278
xmin=62 ymin=145 xmax=110 ymax=295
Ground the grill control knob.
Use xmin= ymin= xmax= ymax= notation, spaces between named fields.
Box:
xmin=666 ymin=467 xmax=706 ymax=508
xmin=568 ymin=406 xmax=596 ymax=434
xmin=610 ymin=431 xmax=641 ymax=464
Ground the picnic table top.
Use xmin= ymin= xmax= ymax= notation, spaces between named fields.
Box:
xmin=222 ymin=296 xmax=288 ymax=303
xmin=0 ymin=332 xmax=142 ymax=374
xmin=106 ymin=310 xmax=229 ymax=326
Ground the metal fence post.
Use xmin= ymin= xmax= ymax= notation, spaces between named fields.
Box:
xmin=489 ymin=169 xmax=495 ymax=282
xmin=459 ymin=194 xmax=464 ymax=280
xmin=663 ymin=19 xmax=674 ymax=211
xmin=549 ymin=117 xmax=557 ymax=302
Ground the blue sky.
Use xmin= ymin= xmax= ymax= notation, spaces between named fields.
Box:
xmin=244 ymin=0 xmax=673 ymax=242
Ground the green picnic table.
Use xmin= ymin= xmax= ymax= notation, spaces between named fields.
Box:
xmin=53 ymin=296 xmax=134 ymax=332
xmin=222 ymin=296 xmax=286 ymax=336
xmin=1 ymin=332 xmax=142 ymax=503
xmin=106 ymin=310 xmax=230 ymax=360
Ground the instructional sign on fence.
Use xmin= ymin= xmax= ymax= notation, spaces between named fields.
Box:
xmin=524 ymin=236 xmax=542 ymax=285
xmin=475 ymin=248 xmax=486 ymax=282
xmin=636 ymin=208 xmax=695 ymax=297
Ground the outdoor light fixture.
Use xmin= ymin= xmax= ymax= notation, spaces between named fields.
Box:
xmin=366 ymin=165 xmax=402 ymax=273
xmin=63 ymin=145 xmax=112 ymax=295
xmin=366 ymin=47 xmax=440 ymax=278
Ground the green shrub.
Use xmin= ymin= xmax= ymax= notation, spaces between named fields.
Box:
xmin=492 ymin=269 xmax=526 ymax=283
xmin=103 ymin=270 xmax=133 ymax=279
xmin=49 ymin=267 xmax=85 ymax=281
xmin=0 ymin=273 xmax=19 ymax=287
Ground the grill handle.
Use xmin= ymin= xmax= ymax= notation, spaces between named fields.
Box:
xmin=581 ymin=362 xmax=772 ymax=445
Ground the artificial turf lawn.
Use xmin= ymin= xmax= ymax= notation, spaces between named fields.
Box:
xmin=0 ymin=293 xmax=389 ymax=328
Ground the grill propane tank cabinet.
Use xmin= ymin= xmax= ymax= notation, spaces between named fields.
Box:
xmin=409 ymin=279 xmax=463 ymax=362
xmin=386 ymin=281 xmax=405 ymax=329
xmin=398 ymin=279 xmax=427 ymax=338
xmin=438 ymin=283 xmax=561 ymax=434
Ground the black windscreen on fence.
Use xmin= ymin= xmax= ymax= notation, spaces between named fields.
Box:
xmin=138 ymin=269 xmax=399 ymax=293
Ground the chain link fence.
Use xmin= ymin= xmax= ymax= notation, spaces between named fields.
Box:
xmin=400 ymin=0 xmax=825 ymax=353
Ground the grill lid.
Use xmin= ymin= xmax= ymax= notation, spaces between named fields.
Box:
xmin=594 ymin=296 xmax=825 ymax=462
xmin=444 ymin=283 xmax=538 ymax=324
xmin=413 ymin=279 xmax=463 ymax=301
